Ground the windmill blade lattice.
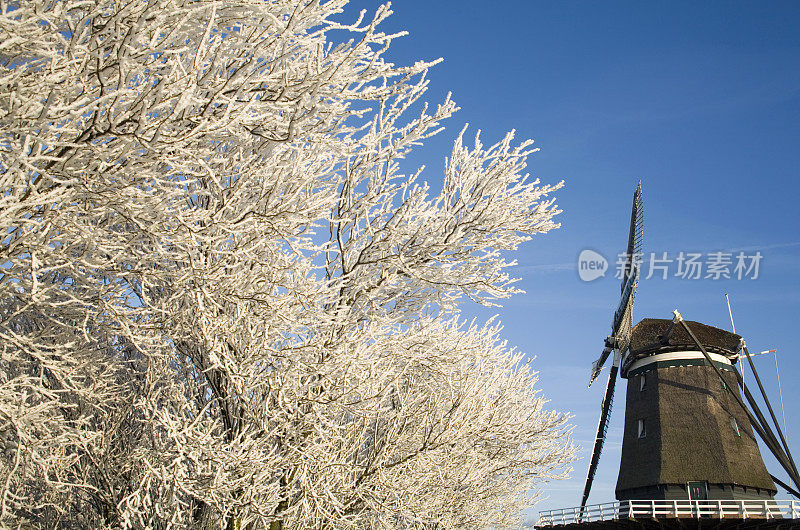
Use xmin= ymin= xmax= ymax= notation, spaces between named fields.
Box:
xmin=580 ymin=183 xmax=643 ymax=511
xmin=588 ymin=183 xmax=642 ymax=386
xmin=580 ymin=364 xmax=618 ymax=511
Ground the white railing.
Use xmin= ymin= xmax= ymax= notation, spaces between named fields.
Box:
xmin=537 ymin=499 xmax=800 ymax=526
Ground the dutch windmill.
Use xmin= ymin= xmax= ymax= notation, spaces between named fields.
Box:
xmin=578 ymin=184 xmax=800 ymax=516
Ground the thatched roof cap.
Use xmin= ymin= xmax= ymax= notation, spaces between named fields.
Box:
xmin=629 ymin=318 xmax=742 ymax=358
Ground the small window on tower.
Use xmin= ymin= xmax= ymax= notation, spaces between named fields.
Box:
xmin=637 ymin=419 xmax=646 ymax=439
xmin=640 ymin=373 xmax=647 ymax=391
xmin=731 ymin=417 xmax=740 ymax=437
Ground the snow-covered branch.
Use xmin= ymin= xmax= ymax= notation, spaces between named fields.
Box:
xmin=0 ymin=1 xmax=573 ymax=528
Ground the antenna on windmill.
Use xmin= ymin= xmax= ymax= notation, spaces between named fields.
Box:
xmin=581 ymin=182 xmax=643 ymax=512
xmin=775 ymin=349 xmax=788 ymax=438
xmin=725 ymin=293 xmax=743 ymax=379
xmin=725 ymin=293 xmax=736 ymax=334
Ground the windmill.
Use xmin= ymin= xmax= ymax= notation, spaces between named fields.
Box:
xmin=578 ymin=184 xmax=800 ymax=515
xmin=579 ymin=182 xmax=643 ymax=511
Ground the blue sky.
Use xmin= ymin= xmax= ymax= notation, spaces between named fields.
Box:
xmin=346 ymin=0 xmax=800 ymax=523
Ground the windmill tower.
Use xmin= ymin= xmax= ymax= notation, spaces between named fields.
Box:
xmin=579 ymin=184 xmax=799 ymax=515
xmin=615 ymin=318 xmax=776 ymax=501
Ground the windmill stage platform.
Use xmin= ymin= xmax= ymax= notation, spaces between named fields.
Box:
xmin=537 ymin=499 xmax=799 ymax=529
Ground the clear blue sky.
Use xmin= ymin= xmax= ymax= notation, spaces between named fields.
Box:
xmin=347 ymin=1 xmax=800 ymax=524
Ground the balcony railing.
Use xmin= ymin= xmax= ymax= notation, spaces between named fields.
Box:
xmin=537 ymin=499 xmax=800 ymax=526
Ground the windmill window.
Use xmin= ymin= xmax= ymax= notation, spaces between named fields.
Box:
xmin=639 ymin=373 xmax=647 ymax=391
xmin=637 ymin=419 xmax=646 ymax=439
xmin=731 ymin=417 xmax=740 ymax=437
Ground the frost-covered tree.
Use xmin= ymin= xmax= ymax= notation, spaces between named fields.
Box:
xmin=0 ymin=1 xmax=573 ymax=528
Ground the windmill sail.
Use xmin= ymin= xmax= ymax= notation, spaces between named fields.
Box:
xmin=581 ymin=364 xmax=618 ymax=511
xmin=589 ymin=346 xmax=612 ymax=387
xmin=581 ymin=183 xmax=643 ymax=510
xmin=616 ymin=181 xmax=643 ymax=348
xmin=622 ymin=182 xmax=644 ymax=294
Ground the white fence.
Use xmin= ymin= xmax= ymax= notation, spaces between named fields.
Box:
xmin=538 ymin=499 xmax=800 ymax=526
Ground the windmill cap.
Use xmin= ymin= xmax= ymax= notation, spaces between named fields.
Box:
xmin=628 ymin=318 xmax=742 ymax=359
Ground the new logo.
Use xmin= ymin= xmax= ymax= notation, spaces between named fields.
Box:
xmin=578 ymin=249 xmax=608 ymax=282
